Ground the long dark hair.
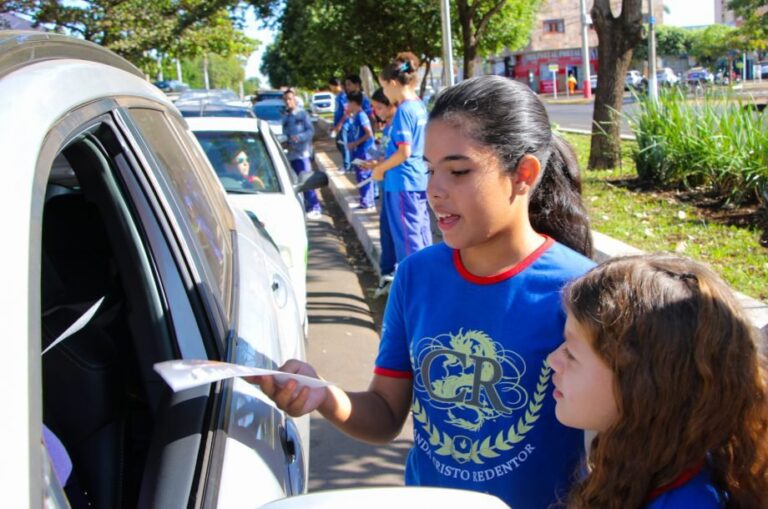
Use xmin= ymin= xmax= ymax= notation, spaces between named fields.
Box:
xmin=379 ymin=51 xmax=420 ymax=86
xmin=564 ymin=254 xmax=768 ymax=508
xmin=429 ymin=75 xmax=593 ymax=257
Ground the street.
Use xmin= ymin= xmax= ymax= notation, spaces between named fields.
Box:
xmin=544 ymin=98 xmax=637 ymax=137
xmin=304 ymin=186 xmax=412 ymax=491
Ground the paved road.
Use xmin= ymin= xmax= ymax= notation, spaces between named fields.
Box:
xmin=304 ymin=185 xmax=412 ymax=492
xmin=544 ymin=99 xmax=637 ymax=137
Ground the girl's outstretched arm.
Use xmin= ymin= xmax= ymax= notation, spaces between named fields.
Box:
xmin=252 ymin=359 xmax=413 ymax=444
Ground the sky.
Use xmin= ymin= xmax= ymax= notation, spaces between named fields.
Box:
xmin=243 ymin=9 xmax=275 ymax=85
xmin=663 ymin=0 xmax=715 ymax=27
xmin=242 ymin=0 xmax=717 ymax=86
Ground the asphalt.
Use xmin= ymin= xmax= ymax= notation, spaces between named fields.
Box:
xmin=303 ymin=160 xmax=411 ymax=490
xmin=311 ymin=118 xmax=768 ymax=332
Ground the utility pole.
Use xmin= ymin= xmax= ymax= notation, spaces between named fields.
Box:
xmin=440 ymin=0 xmax=455 ymax=88
xmin=647 ymin=0 xmax=659 ymax=102
xmin=176 ymin=58 xmax=183 ymax=83
xmin=203 ymin=53 xmax=210 ymax=90
xmin=579 ymin=0 xmax=592 ymax=98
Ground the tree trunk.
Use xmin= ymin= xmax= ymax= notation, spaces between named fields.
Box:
xmin=421 ymin=58 xmax=432 ymax=97
xmin=588 ymin=0 xmax=644 ymax=170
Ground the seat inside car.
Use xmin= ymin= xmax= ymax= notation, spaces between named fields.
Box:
xmin=41 ymin=151 xmax=151 ymax=508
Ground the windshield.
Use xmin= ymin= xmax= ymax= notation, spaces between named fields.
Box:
xmin=253 ymin=102 xmax=285 ymax=122
xmin=194 ymin=131 xmax=282 ymax=194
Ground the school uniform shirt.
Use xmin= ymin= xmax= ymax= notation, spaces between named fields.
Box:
xmin=349 ymin=110 xmax=375 ymax=161
xmin=644 ymin=467 xmax=725 ymax=508
xmin=333 ymin=91 xmax=349 ymax=131
xmin=282 ymin=107 xmax=314 ymax=161
xmin=383 ymin=98 xmax=428 ymax=192
xmin=375 ymin=237 xmax=595 ymax=509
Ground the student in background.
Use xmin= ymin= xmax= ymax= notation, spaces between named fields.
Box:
xmin=346 ymin=91 xmax=375 ymax=209
xmin=364 ymin=52 xmax=432 ymax=297
xmin=549 ymin=254 xmax=768 ymax=508
xmin=370 ymin=87 xmax=398 ymax=294
xmin=329 ymin=76 xmax=351 ymax=172
xmin=282 ymin=88 xmax=321 ymax=219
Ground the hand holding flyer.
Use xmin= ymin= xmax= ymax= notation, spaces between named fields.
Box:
xmin=153 ymin=359 xmax=333 ymax=392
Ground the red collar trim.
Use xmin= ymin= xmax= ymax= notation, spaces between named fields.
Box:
xmin=645 ymin=462 xmax=705 ymax=502
xmin=452 ymin=236 xmax=553 ymax=285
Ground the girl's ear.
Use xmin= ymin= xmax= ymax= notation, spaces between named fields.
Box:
xmin=512 ymin=155 xmax=541 ymax=196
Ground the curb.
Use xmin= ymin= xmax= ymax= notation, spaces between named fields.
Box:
xmin=312 ymin=120 xmax=767 ymax=331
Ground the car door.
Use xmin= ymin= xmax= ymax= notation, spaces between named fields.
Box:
xmin=36 ymin=98 xmax=301 ymax=508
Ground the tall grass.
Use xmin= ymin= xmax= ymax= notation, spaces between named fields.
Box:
xmin=628 ymin=89 xmax=768 ymax=207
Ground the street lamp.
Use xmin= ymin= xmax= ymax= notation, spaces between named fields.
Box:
xmin=647 ymin=0 xmax=659 ymax=102
xmin=579 ymin=0 xmax=592 ymax=99
xmin=440 ymin=0 xmax=455 ymax=87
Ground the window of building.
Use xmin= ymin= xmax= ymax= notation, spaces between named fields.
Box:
xmin=543 ymin=19 xmax=565 ymax=33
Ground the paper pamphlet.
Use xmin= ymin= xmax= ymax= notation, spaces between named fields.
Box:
xmin=351 ymin=158 xmax=367 ymax=166
xmin=356 ymin=177 xmax=372 ymax=188
xmin=153 ymin=359 xmax=333 ymax=393
xmin=41 ymin=296 xmax=105 ymax=356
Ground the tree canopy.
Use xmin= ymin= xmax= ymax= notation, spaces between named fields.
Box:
xmin=4 ymin=0 xmax=258 ymax=74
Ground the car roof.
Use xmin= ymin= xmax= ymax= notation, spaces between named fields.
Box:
xmin=175 ymin=99 xmax=255 ymax=118
xmin=0 ymin=30 xmax=143 ymax=79
xmin=254 ymin=98 xmax=285 ymax=106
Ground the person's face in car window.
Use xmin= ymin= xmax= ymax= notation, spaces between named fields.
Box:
xmin=228 ymin=150 xmax=250 ymax=178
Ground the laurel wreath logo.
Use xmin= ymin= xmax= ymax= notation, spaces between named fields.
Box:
xmin=412 ymin=360 xmax=551 ymax=465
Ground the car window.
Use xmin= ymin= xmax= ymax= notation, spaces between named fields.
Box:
xmin=253 ymin=102 xmax=285 ymax=121
xmin=126 ymin=108 xmax=234 ymax=322
xmin=193 ymin=130 xmax=282 ymax=194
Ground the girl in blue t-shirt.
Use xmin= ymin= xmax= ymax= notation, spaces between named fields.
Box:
xmin=362 ymin=52 xmax=433 ymax=298
xmin=252 ymin=75 xmax=596 ymax=509
xmin=370 ymin=87 xmax=398 ymax=288
xmin=548 ymin=254 xmax=768 ymax=509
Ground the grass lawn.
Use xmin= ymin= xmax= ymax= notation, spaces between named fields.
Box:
xmin=562 ymin=132 xmax=768 ymax=302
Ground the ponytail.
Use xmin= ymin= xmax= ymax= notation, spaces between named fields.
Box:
xmin=380 ymin=51 xmax=420 ymax=86
xmin=530 ymin=135 xmax=593 ymax=257
xmin=429 ymin=76 xmax=593 ymax=258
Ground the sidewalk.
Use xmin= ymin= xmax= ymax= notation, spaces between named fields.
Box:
xmin=312 ymin=119 xmax=768 ymax=331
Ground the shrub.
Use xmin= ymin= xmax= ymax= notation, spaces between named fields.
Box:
xmin=628 ymin=89 xmax=768 ymax=207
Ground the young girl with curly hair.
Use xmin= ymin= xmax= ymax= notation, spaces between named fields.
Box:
xmin=549 ymin=254 xmax=768 ymax=508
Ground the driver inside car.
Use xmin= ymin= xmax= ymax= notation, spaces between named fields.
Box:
xmin=223 ymin=149 xmax=265 ymax=190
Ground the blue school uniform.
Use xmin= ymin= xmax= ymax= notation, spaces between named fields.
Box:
xmin=375 ymin=238 xmax=595 ymax=509
xmin=350 ymin=111 xmax=375 ymax=208
xmin=378 ymin=98 xmax=431 ymax=275
xmin=645 ymin=467 xmax=725 ymax=509
xmin=334 ymin=91 xmax=351 ymax=171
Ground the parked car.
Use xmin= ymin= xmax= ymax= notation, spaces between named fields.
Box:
xmin=685 ymin=67 xmax=714 ymax=87
xmin=253 ymin=98 xmax=288 ymax=142
xmin=656 ymin=67 xmax=680 ymax=87
xmin=309 ymin=91 xmax=335 ymax=114
xmin=186 ymin=116 xmax=329 ymax=332
xmin=255 ymin=89 xmax=285 ymax=102
xmin=625 ymin=70 xmax=646 ymax=91
xmin=1 ymin=30 xmax=310 ymax=508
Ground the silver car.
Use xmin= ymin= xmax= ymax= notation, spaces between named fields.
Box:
xmin=0 ymin=31 xmax=308 ymax=508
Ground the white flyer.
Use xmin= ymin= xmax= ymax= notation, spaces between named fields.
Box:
xmin=153 ymin=359 xmax=333 ymax=393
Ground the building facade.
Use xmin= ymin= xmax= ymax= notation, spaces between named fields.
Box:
xmin=484 ymin=0 xmax=664 ymax=93
xmin=714 ymin=0 xmax=739 ymax=26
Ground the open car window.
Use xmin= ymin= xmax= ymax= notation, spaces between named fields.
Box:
xmin=194 ymin=130 xmax=283 ymax=194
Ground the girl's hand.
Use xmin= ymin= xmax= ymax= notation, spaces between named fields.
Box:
xmin=373 ymin=165 xmax=385 ymax=181
xmin=360 ymin=159 xmax=378 ymax=170
xmin=246 ymin=359 xmax=329 ymax=417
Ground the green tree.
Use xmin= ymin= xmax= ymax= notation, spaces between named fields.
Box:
xmin=453 ymin=0 xmax=541 ymax=78
xmin=633 ymin=25 xmax=693 ymax=63
xmin=260 ymin=0 xmax=442 ymax=91
xmin=589 ymin=0 xmax=645 ymax=170
xmin=5 ymin=0 xmax=257 ymax=72
xmin=688 ymin=24 xmax=738 ymax=68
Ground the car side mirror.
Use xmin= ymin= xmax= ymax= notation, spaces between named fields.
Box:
xmin=294 ymin=171 xmax=328 ymax=194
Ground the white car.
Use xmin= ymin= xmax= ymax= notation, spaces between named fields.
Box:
xmin=656 ymin=67 xmax=681 ymax=87
xmin=310 ymin=92 xmax=335 ymax=114
xmin=185 ymin=116 xmax=328 ymax=331
xmin=1 ymin=30 xmax=309 ymax=508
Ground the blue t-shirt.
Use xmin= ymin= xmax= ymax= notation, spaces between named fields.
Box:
xmin=384 ymin=98 xmax=428 ymax=192
xmin=334 ymin=92 xmax=348 ymax=131
xmin=349 ymin=110 xmax=375 ymax=160
xmin=375 ymin=238 xmax=595 ymax=509
xmin=282 ymin=107 xmax=314 ymax=161
xmin=645 ymin=468 xmax=725 ymax=509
